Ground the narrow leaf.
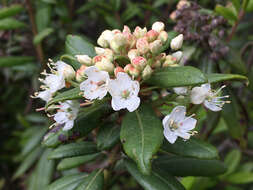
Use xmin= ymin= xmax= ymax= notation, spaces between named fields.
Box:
xmin=120 ymin=104 xmax=163 ymax=175
xmin=0 ymin=4 xmax=24 ymax=19
xmin=0 ymin=18 xmax=26 ymax=30
xmin=0 ymin=56 xmax=34 ymax=67
xmin=206 ymin=73 xmax=248 ymax=85
xmin=33 ymin=28 xmax=54 ymax=45
xmin=226 ymin=172 xmax=253 ymax=184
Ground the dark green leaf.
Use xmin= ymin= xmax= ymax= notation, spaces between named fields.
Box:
xmin=35 ymin=1 xmax=52 ymax=32
xmin=46 ymin=87 xmax=82 ymax=109
xmin=75 ymin=169 xmax=104 ymax=190
xmin=48 ymin=141 xmax=97 ymax=159
xmin=97 ymin=123 xmax=120 ymax=150
xmin=154 ymin=156 xmax=227 ymax=176
xmin=65 ymin=35 xmax=96 ymax=69
xmin=13 ymin=147 xmax=43 ymax=179
xmin=206 ymin=73 xmax=248 ymax=85
xmin=41 ymin=0 xmax=57 ymax=4
xmin=46 ymin=173 xmax=88 ymax=190
xmin=147 ymin=66 xmax=207 ymax=88
xmin=33 ymin=27 xmax=54 ymax=45
xmin=0 ymin=4 xmax=24 ymax=19
xmin=226 ymin=172 xmax=253 ymax=184
xmin=124 ymin=159 xmax=186 ymax=190
xmin=0 ymin=56 xmax=34 ymax=67
xmin=0 ymin=18 xmax=26 ymax=30
xmin=161 ymin=138 xmax=218 ymax=159
xmin=231 ymin=0 xmax=240 ymax=12
xmin=57 ymin=153 xmax=100 ymax=171
xmin=120 ymin=104 xmax=163 ymax=175
xmin=246 ymin=0 xmax=253 ymax=12
xmin=221 ymin=149 xmax=241 ymax=177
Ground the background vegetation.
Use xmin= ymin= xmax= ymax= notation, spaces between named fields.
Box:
xmin=0 ymin=0 xmax=253 ymax=189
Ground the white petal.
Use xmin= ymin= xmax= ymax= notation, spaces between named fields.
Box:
xmin=180 ymin=118 xmax=197 ymax=130
xmin=63 ymin=120 xmax=74 ymax=131
xmin=163 ymin=128 xmax=178 ymax=144
xmin=162 ymin=114 xmax=171 ymax=128
xmin=111 ymin=97 xmax=124 ymax=111
xmin=190 ymin=86 xmax=209 ymax=104
xmin=173 ymin=87 xmax=188 ymax=95
xmin=204 ymin=100 xmax=222 ymax=112
xmin=175 ymin=130 xmax=191 ymax=140
xmin=169 ymin=106 xmax=186 ymax=122
xmin=201 ymin=83 xmax=211 ymax=91
xmin=37 ymin=90 xmax=51 ymax=102
xmin=54 ymin=112 xmax=68 ymax=124
xmin=126 ymin=96 xmax=140 ymax=112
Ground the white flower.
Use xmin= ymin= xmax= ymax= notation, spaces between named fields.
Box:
xmin=170 ymin=34 xmax=184 ymax=50
xmin=54 ymin=100 xmax=79 ymax=131
xmin=80 ymin=66 xmax=110 ymax=100
xmin=55 ymin=61 xmax=75 ymax=80
xmin=173 ymin=87 xmax=188 ymax=95
xmin=190 ymin=83 xmax=230 ymax=111
xmin=108 ymin=72 xmax=140 ymax=112
xmin=163 ymin=106 xmax=197 ymax=144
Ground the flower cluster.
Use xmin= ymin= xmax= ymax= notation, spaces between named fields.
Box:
xmin=33 ymin=21 xmax=230 ymax=144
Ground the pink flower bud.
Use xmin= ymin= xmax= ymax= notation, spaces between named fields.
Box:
xmin=133 ymin=26 xmax=147 ymax=39
xmin=146 ymin=30 xmax=159 ymax=42
xmin=104 ymin=49 xmax=114 ymax=62
xmin=110 ymin=33 xmax=127 ymax=54
xmin=149 ymin=39 xmax=163 ymax=54
xmin=170 ymin=34 xmax=183 ymax=50
xmin=163 ymin=55 xmax=178 ymax=67
xmin=75 ymin=55 xmax=93 ymax=66
xmin=170 ymin=11 xmax=177 ymax=21
xmin=123 ymin=25 xmax=131 ymax=34
xmin=132 ymin=56 xmax=147 ymax=70
xmin=93 ymin=55 xmax=103 ymax=63
xmin=172 ymin=51 xmax=183 ymax=62
xmin=128 ymin=49 xmax=139 ymax=61
xmin=136 ymin=37 xmax=149 ymax=54
xmin=124 ymin=64 xmax=140 ymax=77
xmin=76 ymin=65 xmax=87 ymax=82
xmin=158 ymin=31 xmax=168 ymax=44
xmin=151 ymin=60 xmax=162 ymax=68
xmin=142 ymin=65 xmax=153 ymax=79
xmin=114 ymin=66 xmax=125 ymax=76
xmin=112 ymin=29 xmax=121 ymax=35
xmin=152 ymin=21 xmax=165 ymax=33
xmin=95 ymin=58 xmax=115 ymax=73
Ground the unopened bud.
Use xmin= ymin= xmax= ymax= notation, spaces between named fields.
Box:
xmin=123 ymin=25 xmax=131 ymax=33
xmin=170 ymin=34 xmax=183 ymax=50
xmin=152 ymin=21 xmax=165 ymax=33
xmin=124 ymin=64 xmax=140 ymax=77
xmin=149 ymin=40 xmax=163 ymax=54
xmin=146 ymin=30 xmax=159 ymax=42
xmin=131 ymin=56 xmax=147 ymax=70
xmin=95 ymin=58 xmax=115 ymax=73
xmin=93 ymin=55 xmax=103 ymax=63
xmin=123 ymin=30 xmax=136 ymax=49
xmin=112 ymin=29 xmax=121 ymax=34
xmin=104 ymin=49 xmax=114 ymax=62
xmin=114 ymin=66 xmax=125 ymax=76
xmin=172 ymin=51 xmax=183 ymax=62
xmin=156 ymin=53 xmax=166 ymax=62
xmin=110 ymin=33 xmax=127 ymax=54
xmin=151 ymin=60 xmax=161 ymax=68
xmin=128 ymin=49 xmax=139 ymax=61
xmin=142 ymin=65 xmax=153 ymax=79
xmin=97 ymin=35 xmax=108 ymax=48
xmin=163 ymin=55 xmax=177 ymax=67
xmin=57 ymin=61 xmax=75 ymax=80
xmin=158 ymin=31 xmax=168 ymax=44
xmin=133 ymin=26 xmax=147 ymax=39
xmin=136 ymin=37 xmax=149 ymax=54
xmin=170 ymin=11 xmax=177 ymax=21
xmin=95 ymin=47 xmax=105 ymax=55
xmin=75 ymin=55 xmax=93 ymax=66
xmin=97 ymin=30 xmax=114 ymax=48
xmin=177 ymin=0 xmax=190 ymax=10
xmin=76 ymin=65 xmax=87 ymax=82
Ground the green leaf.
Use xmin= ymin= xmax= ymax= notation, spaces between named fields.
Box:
xmin=29 ymin=149 xmax=55 ymax=190
xmin=97 ymin=123 xmax=120 ymax=150
xmin=221 ymin=149 xmax=241 ymax=177
xmin=65 ymin=35 xmax=96 ymax=69
xmin=0 ymin=56 xmax=34 ymax=67
xmin=21 ymin=127 xmax=47 ymax=157
xmin=246 ymin=0 xmax=253 ymax=12
xmin=41 ymin=0 xmax=57 ymax=4
xmin=75 ymin=169 xmax=104 ymax=190
xmin=48 ymin=141 xmax=97 ymax=159
xmin=215 ymin=5 xmax=237 ymax=22
xmin=206 ymin=73 xmax=248 ymax=85
xmin=161 ymin=138 xmax=218 ymax=159
xmin=0 ymin=4 xmax=24 ymax=19
xmin=13 ymin=147 xmax=42 ymax=179
xmin=35 ymin=1 xmax=52 ymax=32
xmin=124 ymin=159 xmax=186 ymax=190
xmin=120 ymin=104 xmax=163 ymax=175
xmin=46 ymin=173 xmax=88 ymax=190
xmin=33 ymin=27 xmax=54 ymax=45
xmin=154 ymin=156 xmax=227 ymax=176
xmin=231 ymin=0 xmax=241 ymax=12
xmin=42 ymin=128 xmax=69 ymax=148
xmin=226 ymin=172 xmax=253 ymax=184
xmin=146 ymin=66 xmax=207 ymax=88
xmin=57 ymin=153 xmax=100 ymax=171
xmin=46 ymin=87 xmax=82 ymax=108
xmin=0 ymin=18 xmax=26 ymax=30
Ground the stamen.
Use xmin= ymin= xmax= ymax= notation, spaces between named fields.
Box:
xmin=36 ymin=107 xmax=45 ymax=112
xmin=182 ymin=114 xmax=195 ymax=122
xmin=49 ymin=123 xmax=56 ymax=129
xmin=214 ymin=85 xmax=226 ymax=95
